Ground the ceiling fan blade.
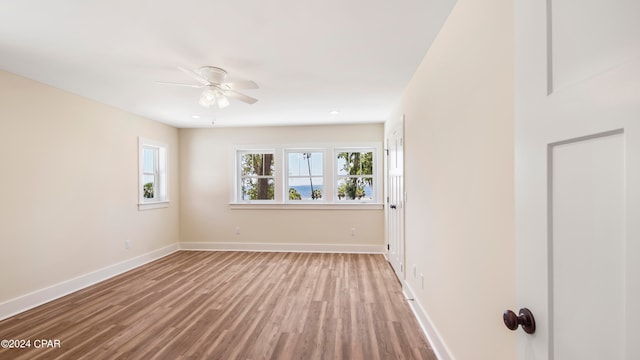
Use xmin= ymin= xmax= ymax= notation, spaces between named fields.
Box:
xmin=178 ymin=66 xmax=209 ymax=86
xmin=221 ymin=80 xmax=259 ymax=90
xmin=223 ymin=89 xmax=258 ymax=104
xmin=155 ymin=81 xmax=204 ymax=88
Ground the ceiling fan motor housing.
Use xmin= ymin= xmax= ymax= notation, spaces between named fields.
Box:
xmin=199 ymin=66 xmax=227 ymax=84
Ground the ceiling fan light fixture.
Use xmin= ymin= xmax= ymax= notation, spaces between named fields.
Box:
xmin=215 ymin=89 xmax=230 ymax=109
xmin=198 ymin=86 xmax=217 ymax=108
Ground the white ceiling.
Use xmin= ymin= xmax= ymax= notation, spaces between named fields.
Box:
xmin=0 ymin=0 xmax=455 ymax=128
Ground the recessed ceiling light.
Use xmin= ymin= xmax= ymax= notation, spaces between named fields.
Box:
xmin=191 ymin=115 xmax=201 ymax=119
xmin=329 ymin=110 xmax=339 ymax=115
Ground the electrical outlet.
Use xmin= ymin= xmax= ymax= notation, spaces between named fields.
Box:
xmin=351 ymin=228 xmax=356 ymax=236
xmin=125 ymin=240 xmax=131 ymax=249
xmin=413 ymin=264 xmax=417 ymax=278
xmin=235 ymin=226 xmax=241 ymax=235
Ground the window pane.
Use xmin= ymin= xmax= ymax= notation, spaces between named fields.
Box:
xmin=143 ymin=175 xmax=155 ymax=199
xmin=288 ymin=152 xmax=323 ymax=177
xmin=360 ymin=152 xmax=373 ymax=175
xmin=241 ymin=178 xmax=275 ymax=200
xmin=143 ymin=148 xmax=155 ymax=173
xmin=288 ymin=177 xmax=324 ymax=200
xmin=336 ymin=177 xmax=374 ymax=200
xmin=336 ymin=151 xmax=373 ymax=176
xmin=241 ymin=153 xmax=275 ymax=176
xmin=139 ymin=138 xmax=168 ymax=207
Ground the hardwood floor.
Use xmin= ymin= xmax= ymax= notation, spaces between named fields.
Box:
xmin=0 ymin=251 xmax=436 ymax=360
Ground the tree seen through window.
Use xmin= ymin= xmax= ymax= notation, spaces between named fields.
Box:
xmin=240 ymin=153 xmax=275 ymax=200
xmin=336 ymin=151 xmax=374 ymax=200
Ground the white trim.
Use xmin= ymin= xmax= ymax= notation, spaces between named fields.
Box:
xmin=180 ymin=242 xmax=385 ymax=254
xmin=138 ymin=200 xmax=170 ymax=211
xmin=403 ymin=281 xmax=455 ymax=360
xmin=0 ymin=243 xmax=179 ymax=321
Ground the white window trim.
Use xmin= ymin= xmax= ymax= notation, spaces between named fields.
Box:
xmin=284 ymin=148 xmax=327 ymax=203
xmin=138 ymin=137 xmax=169 ymax=211
xmin=236 ymin=148 xmax=278 ymax=203
xmin=231 ymin=142 xmax=382 ymax=208
xmin=333 ymin=146 xmax=380 ymax=204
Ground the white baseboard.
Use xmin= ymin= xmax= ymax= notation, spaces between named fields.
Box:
xmin=403 ymin=282 xmax=454 ymax=360
xmin=180 ymin=242 xmax=385 ymax=254
xmin=0 ymin=243 xmax=179 ymax=321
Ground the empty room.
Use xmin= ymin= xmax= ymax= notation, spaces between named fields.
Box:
xmin=1 ymin=0 xmax=637 ymax=359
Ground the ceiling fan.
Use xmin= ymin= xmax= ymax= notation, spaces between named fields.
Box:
xmin=158 ymin=66 xmax=258 ymax=109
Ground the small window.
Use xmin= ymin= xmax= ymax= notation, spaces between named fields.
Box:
xmin=238 ymin=151 xmax=275 ymax=201
xmin=139 ymin=137 xmax=168 ymax=210
xmin=336 ymin=149 xmax=375 ymax=202
xmin=142 ymin=146 xmax=158 ymax=200
xmin=286 ymin=150 xmax=324 ymax=201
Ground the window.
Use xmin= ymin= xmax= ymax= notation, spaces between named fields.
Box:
xmin=238 ymin=151 xmax=275 ymax=201
xmin=286 ymin=150 xmax=324 ymax=201
xmin=138 ymin=137 xmax=168 ymax=210
xmin=336 ymin=149 xmax=375 ymax=202
xmin=233 ymin=143 xmax=381 ymax=206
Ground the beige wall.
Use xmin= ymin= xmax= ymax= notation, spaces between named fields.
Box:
xmin=0 ymin=71 xmax=179 ymax=303
xmin=179 ymin=125 xmax=384 ymax=247
xmin=393 ymin=0 xmax=515 ymax=358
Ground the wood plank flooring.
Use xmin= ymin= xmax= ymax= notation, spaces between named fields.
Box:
xmin=0 ymin=251 xmax=436 ymax=360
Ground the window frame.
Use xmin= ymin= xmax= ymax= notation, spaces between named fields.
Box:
xmin=138 ymin=137 xmax=169 ymax=210
xmin=284 ymin=149 xmax=326 ymax=203
xmin=334 ymin=147 xmax=378 ymax=203
xmin=142 ymin=145 xmax=159 ymax=201
xmin=231 ymin=142 xmax=382 ymax=208
xmin=236 ymin=149 xmax=277 ymax=203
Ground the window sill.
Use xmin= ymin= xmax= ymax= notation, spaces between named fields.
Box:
xmin=138 ymin=200 xmax=170 ymax=211
xmin=229 ymin=203 xmax=384 ymax=210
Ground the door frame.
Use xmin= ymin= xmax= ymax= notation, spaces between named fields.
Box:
xmin=385 ymin=115 xmax=405 ymax=281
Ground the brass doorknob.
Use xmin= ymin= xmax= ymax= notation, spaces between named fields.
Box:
xmin=503 ymin=308 xmax=536 ymax=334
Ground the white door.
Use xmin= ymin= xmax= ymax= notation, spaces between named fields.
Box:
xmin=386 ymin=117 xmax=405 ymax=280
xmin=515 ymin=0 xmax=640 ymax=359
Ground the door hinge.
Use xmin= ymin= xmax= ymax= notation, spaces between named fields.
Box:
xmin=387 ymin=244 xmax=390 ymax=250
